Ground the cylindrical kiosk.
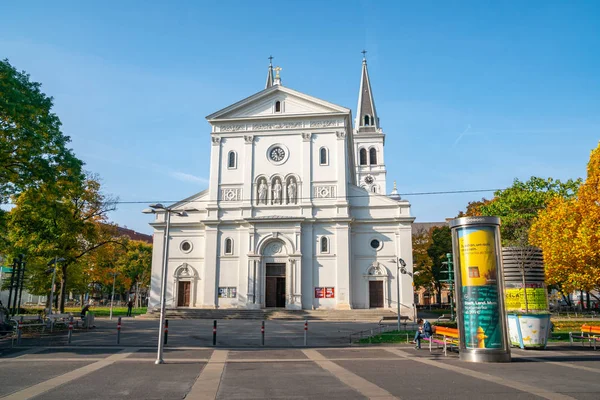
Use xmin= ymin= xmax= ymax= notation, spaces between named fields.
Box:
xmin=449 ymin=216 xmax=511 ymax=363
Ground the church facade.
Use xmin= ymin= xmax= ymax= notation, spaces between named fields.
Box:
xmin=148 ymin=57 xmax=415 ymax=313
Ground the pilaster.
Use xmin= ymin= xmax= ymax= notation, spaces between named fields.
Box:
xmin=335 ymin=223 xmax=351 ymax=309
xmin=202 ymin=225 xmax=219 ymax=308
xmin=243 ymin=135 xmax=254 ymax=207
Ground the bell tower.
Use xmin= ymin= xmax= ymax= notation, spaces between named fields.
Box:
xmin=354 ymin=52 xmax=387 ymax=194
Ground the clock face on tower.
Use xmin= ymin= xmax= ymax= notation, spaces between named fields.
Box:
xmin=269 ymin=146 xmax=285 ymax=162
xmin=364 ymin=175 xmax=374 ymax=184
xmin=266 ymin=144 xmax=289 ymax=165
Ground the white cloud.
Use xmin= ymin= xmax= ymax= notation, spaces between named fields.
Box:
xmin=453 ymin=124 xmax=471 ymax=147
xmin=170 ymin=171 xmax=209 ymax=185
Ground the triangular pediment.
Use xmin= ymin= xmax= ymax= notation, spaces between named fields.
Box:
xmin=206 ymin=85 xmax=350 ymax=121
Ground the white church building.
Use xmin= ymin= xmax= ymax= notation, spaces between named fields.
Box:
xmin=147 ymin=57 xmax=415 ymax=313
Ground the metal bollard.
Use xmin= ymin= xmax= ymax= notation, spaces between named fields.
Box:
xmin=116 ymin=317 xmax=122 ymax=345
xmin=304 ymin=320 xmax=308 ymax=347
xmin=164 ymin=319 xmax=168 ymax=345
xmin=68 ymin=316 xmax=74 ymax=344
xmin=213 ymin=320 xmax=217 ymax=346
xmin=17 ymin=316 xmax=23 ymax=345
xmin=261 ymin=321 xmax=265 ymax=346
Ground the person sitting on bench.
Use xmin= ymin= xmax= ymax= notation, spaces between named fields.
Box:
xmin=411 ymin=318 xmax=433 ymax=349
xmin=80 ymin=303 xmax=91 ymax=321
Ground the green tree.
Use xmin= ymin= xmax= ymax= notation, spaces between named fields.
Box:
xmin=0 ymin=59 xmax=83 ymax=202
xmin=457 ymin=198 xmax=491 ymax=217
xmin=6 ymin=175 xmax=123 ymax=312
xmin=426 ymin=226 xmax=453 ymax=304
xmin=121 ymin=241 xmax=152 ymax=307
xmin=473 ymin=177 xmax=581 ymax=246
xmin=412 ymin=227 xmax=433 ymax=291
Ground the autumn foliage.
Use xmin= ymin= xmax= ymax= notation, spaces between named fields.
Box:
xmin=530 ymin=142 xmax=600 ymax=295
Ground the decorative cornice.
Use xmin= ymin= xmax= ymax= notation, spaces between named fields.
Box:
xmin=214 ymin=119 xmax=344 ymax=133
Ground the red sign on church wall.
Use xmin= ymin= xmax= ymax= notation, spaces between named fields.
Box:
xmin=315 ymin=287 xmax=335 ymax=298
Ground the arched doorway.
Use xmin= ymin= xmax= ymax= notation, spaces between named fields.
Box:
xmin=364 ymin=262 xmax=390 ymax=309
xmin=173 ymin=263 xmax=198 ymax=308
xmin=261 ymin=240 xmax=288 ymax=308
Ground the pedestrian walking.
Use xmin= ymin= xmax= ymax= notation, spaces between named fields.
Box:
xmin=127 ymin=299 xmax=133 ymax=317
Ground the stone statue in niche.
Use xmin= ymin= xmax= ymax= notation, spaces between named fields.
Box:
xmin=287 ymin=179 xmax=297 ymax=204
xmin=258 ymin=180 xmax=268 ymax=204
xmin=272 ymin=179 xmax=282 ymax=204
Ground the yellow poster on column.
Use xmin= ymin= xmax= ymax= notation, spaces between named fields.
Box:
xmin=459 ymin=227 xmax=497 ymax=287
xmin=457 ymin=226 xmax=502 ymax=349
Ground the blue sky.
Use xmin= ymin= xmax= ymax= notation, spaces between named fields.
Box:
xmin=2 ymin=1 xmax=599 ymax=234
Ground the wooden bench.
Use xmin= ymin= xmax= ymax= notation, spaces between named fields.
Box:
xmin=422 ymin=326 xmax=460 ymax=356
xmin=47 ymin=313 xmax=77 ymax=331
xmin=569 ymin=324 xmax=600 ymax=350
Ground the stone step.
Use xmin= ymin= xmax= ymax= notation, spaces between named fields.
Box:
xmin=138 ymin=308 xmax=398 ymax=321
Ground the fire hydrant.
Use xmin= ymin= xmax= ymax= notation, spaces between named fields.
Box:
xmin=476 ymin=326 xmax=487 ymax=348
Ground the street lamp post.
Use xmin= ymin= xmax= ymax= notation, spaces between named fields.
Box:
xmin=142 ymin=204 xmax=191 ymax=365
xmin=47 ymin=257 xmax=66 ymax=315
xmin=396 ymin=258 xmax=412 ymax=332
xmin=109 ymin=270 xmax=119 ymax=320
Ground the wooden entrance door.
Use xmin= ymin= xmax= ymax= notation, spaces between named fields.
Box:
xmin=369 ymin=281 xmax=383 ymax=308
xmin=177 ymin=281 xmax=190 ymax=307
xmin=265 ymin=263 xmax=286 ymax=308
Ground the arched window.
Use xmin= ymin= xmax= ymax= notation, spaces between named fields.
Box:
xmin=319 ymin=147 xmax=328 ymax=165
xmin=320 ymin=237 xmax=329 ymax=253
xmin=371 ymin=185 xmax=377 ymax=193
xmin=369 ymin=148 xmax=377 ymax=165
xmin=364 ymin=115 xmax=370 ymax=126
xmin=227 ymin=151 xmax=236 ymax=169
xmin=275 ymin=101 xmax=281 ymax=112
xmin=224 ymin=238 xmax=233 ymax=255
xmin=359 ymin=148 xmax=367 ymax=165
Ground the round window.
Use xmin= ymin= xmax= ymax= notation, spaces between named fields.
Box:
xmin=370 ymin=239 xmax=381 ymax=250
xmin=180 ymin=241 xmax=192 ymax=253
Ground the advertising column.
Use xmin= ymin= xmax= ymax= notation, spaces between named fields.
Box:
xmin=449 ymin=217 xmax=511 ymax=363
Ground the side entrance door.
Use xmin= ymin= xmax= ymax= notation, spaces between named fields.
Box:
xmin=265 ymin=263 xmax=286 ymax=308
xmin=178 ymin=281 xmax=190 ymax=307
xmin=369 ymin=281 xmax=383 ymax=308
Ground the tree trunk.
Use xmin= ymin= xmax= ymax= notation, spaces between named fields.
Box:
xmin=561 ymin=293 xmax=571 ymax=307
xmin=58 ymin=264 xmax=68 ymax=313
xmin=586 ymin=292 xmax=591 ymax=309
xmin=45 ymin=293 xmax=51 ymax=313
xmin=521 ymin=268 xmax=529 ymax=313
xmin=579 ymin=290 xmax=584 ymax=311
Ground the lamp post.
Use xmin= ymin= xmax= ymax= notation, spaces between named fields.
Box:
xmin=47 ymin=257 xmax=66 ymax=315
xmin=142 ymin=203 xmax=191 ymax=365
xmin=395 ymin=258 xmax=413 ymax=332
xmin=109 ymin=270 xmax=119 ymax=320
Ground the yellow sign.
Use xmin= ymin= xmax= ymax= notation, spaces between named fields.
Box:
xmin=458 ymin=227 xmax=497 ymax=287
xmin=505 ymin=286 xmax=548 ymax=312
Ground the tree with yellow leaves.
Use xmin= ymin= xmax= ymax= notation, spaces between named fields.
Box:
xmin=531 ymin=142 xmax=600 ymax=302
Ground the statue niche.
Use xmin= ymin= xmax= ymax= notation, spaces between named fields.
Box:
xmin=257 ymin=177 xmax=268 ymax=205
xmin=286 ymin=177 xmax=297 ymax=204
xmin=272 ymin=177 xmax=282 ymax=205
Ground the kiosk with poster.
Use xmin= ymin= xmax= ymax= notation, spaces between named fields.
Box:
xmin=450 ymin=216 xmax=511 ymax=363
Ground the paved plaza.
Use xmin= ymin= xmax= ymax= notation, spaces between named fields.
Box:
xmin=1 ymin=344 xmax=600 ymax=399
xmin=1 ymin=319 xmax=600 ymax=399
